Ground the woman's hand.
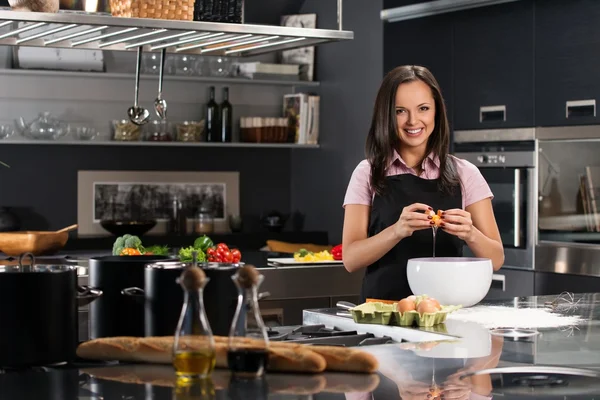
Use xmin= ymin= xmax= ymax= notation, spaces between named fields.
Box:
xmin=440 ymin=209 xmax=476 ymax=242
xmin=394 ymin=203 xmax=434 ymax=240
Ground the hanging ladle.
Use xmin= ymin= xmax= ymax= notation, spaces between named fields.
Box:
xmin=128 ymin=46 xmax=150 ymax=126
xmin=154 ymin=48 xmax=167 ymax=120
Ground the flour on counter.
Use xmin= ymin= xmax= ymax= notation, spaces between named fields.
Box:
xmin=447 ymin=306 xmax=583 ymax=329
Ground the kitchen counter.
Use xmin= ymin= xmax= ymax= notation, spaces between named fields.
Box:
xmin=2 ymin=293 xmax=600 ymax=398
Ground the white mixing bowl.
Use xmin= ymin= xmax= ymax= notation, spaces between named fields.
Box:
xmin=406 ymin=257 xmax=493 ymax=307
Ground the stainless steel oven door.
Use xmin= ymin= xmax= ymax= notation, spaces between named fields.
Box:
xmin=454 ymin=152 xmax=536 ymax=269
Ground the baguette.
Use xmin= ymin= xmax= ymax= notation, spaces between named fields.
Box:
xmin=306 ymin=345 xmax=379 ymax=373
xmin=77 ymin=336 xmax=375 ymax=374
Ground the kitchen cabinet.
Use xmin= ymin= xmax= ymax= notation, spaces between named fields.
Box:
xmin=383 ymin=14 xmax=455 ymax=127
xmin=484 ymin=268 xmax=534 ymax=300
xmin=535 ymin=0 xmax=600 ymax=126
xmin=535 ymin=272 xmax=600 ymax=296
xmin=453 ymin=0 xmax=534 ymax=130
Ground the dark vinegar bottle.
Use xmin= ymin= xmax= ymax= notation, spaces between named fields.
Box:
xmin=206 ymin=86 xmax=219 ymax=142
xmin=220 ymin=87 xmax=232 ymax=142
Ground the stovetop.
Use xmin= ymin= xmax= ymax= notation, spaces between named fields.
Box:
xmin=267 ymin=324 xmax=397 ymax=346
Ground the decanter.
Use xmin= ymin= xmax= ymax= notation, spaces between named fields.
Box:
xmin=173 ymin=266 xmax=216 ymax=379
xmin=227 ymin=265 xmax=270 ymax=378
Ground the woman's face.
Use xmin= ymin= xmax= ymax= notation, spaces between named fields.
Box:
xmin=394 ymin=80 xmax=436 ymax=151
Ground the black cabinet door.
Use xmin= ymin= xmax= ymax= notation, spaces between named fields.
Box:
xmin=383 ymin=14 xmax=454 ymax=126
xmin=453 ymin=0 xmax=534 ymax=130
xmin=535 ymin=272 xmax=600 ymax=296
xmin=535 ymin=0 xmax=600 ymax=126
xmin=485 ymin=268 xmax=535 ymax=301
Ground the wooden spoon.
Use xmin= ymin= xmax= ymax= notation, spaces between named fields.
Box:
xmin=56 ymin=224 xmax=78 ymax=233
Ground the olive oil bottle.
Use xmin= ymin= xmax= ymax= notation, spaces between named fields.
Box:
xmin=173 ymin=266 xmax=216 ymax=379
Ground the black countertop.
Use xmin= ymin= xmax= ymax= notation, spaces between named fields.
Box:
xmin=2 ymin=293 xmax=600 ymax=399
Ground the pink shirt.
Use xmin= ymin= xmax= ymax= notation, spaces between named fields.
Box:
xmin=343 ymin=152 xmax=493 ymax=209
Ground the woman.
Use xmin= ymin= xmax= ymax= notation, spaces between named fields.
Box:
xmin=342 ymin=65 xmax=504 ymax=302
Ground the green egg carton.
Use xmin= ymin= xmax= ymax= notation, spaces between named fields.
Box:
xmin=349 ymin=302 xmax=396 ymax=325
xmin=390 ymin=310 xmax=418 ymax=326
xmin=414 ymin=305 xmax=462 ymax=327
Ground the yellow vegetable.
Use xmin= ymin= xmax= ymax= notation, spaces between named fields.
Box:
xmin=293 ymin=250 xmax=334 ymax=262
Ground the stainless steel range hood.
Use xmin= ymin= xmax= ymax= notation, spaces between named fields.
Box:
xmin=381 ymin=0 xmax=522 ymax=23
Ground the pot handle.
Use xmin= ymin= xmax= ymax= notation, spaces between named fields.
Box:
xmin=77 ymin=285 xmax=103 ymax=307
xmin=122 ymin=287 xmax=145 ymax=305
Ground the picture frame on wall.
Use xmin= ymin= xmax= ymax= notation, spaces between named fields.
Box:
xmin=77 ymin=170 xmax=240 ymax=236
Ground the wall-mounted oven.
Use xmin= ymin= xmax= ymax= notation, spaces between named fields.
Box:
xmin=453 ymin=128 xmax=537 ymax=270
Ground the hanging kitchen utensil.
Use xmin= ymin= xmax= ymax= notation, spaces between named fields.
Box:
xmin=154 ymin=48 xmax=168 ymax=120
xmin=128 ymin=47 xmax=150 ymax=126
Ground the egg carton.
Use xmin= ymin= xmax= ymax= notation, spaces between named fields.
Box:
xmin=349 ymin=298 xmax=462 ymax=328
xmin=349 ymin=302 xmax=395 ymax=325
xmin=390 ymin=305 xmax=462 ymax=327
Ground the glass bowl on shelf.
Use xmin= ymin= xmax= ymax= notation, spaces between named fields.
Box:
xmin=111 ymin=119 xmax=142 ymax=141
xmin=73 ymin=127 xmax=98 ymax=141
xmin=144 ymin=120 xmax=173 ymax=142
xmin=175 ymin=120 xmax=205 ymax=142
xmin=0 ymin=125 xmax=15 ymax=140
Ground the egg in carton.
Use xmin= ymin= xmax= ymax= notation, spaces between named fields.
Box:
xmin=390 ymin=295 xmax=462 ymax=327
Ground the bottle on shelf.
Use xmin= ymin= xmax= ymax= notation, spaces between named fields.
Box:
xmin=227 ymin=265 xmax=270 ymax=379
xmin=173 ymin=266 xmax=216 ymax=380
xmin=219 ymin=87 xmax=233 ymax=142
xmin=205 ymin=86 xmax=220 ymax=142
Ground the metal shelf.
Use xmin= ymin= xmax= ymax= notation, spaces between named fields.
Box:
xmin=0 ymin=68 xmax=320 ymax=87
xmin=0 ymin=139 xmax=320 ymax=148
xmin=0 ymin=8 xmax=354 ymax=57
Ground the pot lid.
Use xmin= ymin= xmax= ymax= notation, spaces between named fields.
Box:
xmin=0 ymin=252 xmax=76 ymax=273
xmin=460 ymin=366 xmax=600 ymax=397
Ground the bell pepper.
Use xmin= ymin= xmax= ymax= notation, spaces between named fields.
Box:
xmin=193 ymin=235 xmax=214 ymax=252
xmin=331 ymin=244 xmax=343 ymax=261
xmin=120 ymin=247 xmax=142 ymax=256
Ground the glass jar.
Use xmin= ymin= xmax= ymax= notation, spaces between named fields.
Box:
xmin=173 ymin=267 xmax=216 ymax=379
xmin=195 ymin=206 xmax=214 ymax=234
xmin=227 ymin=266 xmax=270 ymax=379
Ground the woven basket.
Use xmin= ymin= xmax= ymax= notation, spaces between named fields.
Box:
xmin=109 ymin=0 xmax=194 ymax=20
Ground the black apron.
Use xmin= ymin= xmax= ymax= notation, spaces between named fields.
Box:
xmin=360 ymin=173 xmax=463 ymax=303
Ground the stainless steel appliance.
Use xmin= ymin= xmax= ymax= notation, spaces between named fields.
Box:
xmin=453 ymin=128 xmax=537 ymax=270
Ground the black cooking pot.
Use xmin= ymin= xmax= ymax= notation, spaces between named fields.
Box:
xmin=122 ymin=262 xmax=244 ymax=337
xmin=0 ymin=253 xmax=102 ymax=367
xmin=88 ymin=255 xmax=173 ymax=339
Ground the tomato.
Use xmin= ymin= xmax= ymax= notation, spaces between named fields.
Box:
xmin=231 ymin=249 xmax=241 ymax=262
xmin=208 ymin=255 xmax=215 ymax=262
xmin=206 ymin=247 xmax=216 ymax=257
xmin=222 ymin=250 xmax=233 ymax=263
xmin=216 ymin=243 xmax=229 ymax=252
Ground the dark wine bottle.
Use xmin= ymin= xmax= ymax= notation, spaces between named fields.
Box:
xmin=206 ymin=86 xmax=220 ymax=142
xmin=220 ymin=87 xmax=233 ymax=142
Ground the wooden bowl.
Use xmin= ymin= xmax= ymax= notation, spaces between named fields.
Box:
xmin=0 ymin=231 xmax=69 ymax=256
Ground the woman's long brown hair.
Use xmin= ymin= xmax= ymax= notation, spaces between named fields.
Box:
xmin=365 ymin=65 xmax=459 ymax=196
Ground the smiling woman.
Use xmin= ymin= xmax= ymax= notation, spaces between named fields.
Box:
xmin=341 ymin=65 xmax=504 ymax=303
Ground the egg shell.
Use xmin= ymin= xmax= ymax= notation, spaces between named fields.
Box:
xmin=417 ymin=299 xmax=441 ymax=314
xmin=397 ymin=298 xmax=416 ymax=313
